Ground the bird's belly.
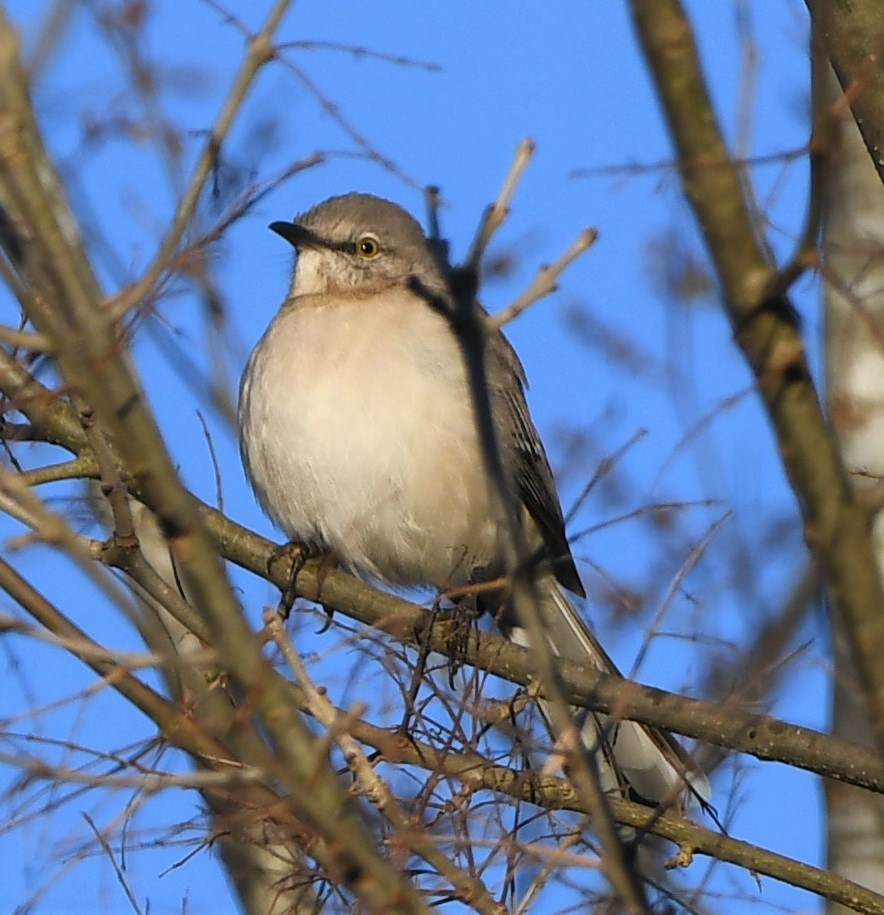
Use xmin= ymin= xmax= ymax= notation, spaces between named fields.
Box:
xmin=240 ymin=302 xmax=500 ymax=587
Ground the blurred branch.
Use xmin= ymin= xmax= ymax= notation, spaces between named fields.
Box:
xmin=210 ymin=506 xmax=884 ymax=795
xmin=767 ymin=0 xmax=835 ymax=299
xmin=629 ymin=0 xmax=884 ymax=753
xmin=449 ymin=139 xmax=651 ymax=910
xmin=571 ymin=145 xmax=808 ymax=180
xmin=268 ymin=613 xmax=507 ymax=915
xmin=0 ymin=10 xmax=431 ymax=910
xmin=0 ymin=611 xmax=185 ymax=670
xmin=7 ymin=546 xmax=880 ymax=910
xmin=0 ymin=348 xmax=86 ymax=450
xmin=489 ymin=227 xmax=598 ymax=330
xmin=26 ymin=0 xmax=77 ymax=79
xmin=2 ymin=352 xmax=882 ymax=796
xmin=109 ymin=0 xmax=293 ymax=319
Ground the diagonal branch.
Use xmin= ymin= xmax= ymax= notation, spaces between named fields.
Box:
xmin=628 ymin=0 xmax=884 ymax=754
xmin=7 ymin=546 xmax=881 ymax=912
xmin=208 ymin=508 xmax=884 ymax=795
xmin=1 ymin=349 xmax=881 ymax=796
xmin=0 ymin=11 xmax=431 ymax=911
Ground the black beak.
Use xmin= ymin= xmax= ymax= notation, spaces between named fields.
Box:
xmin=269 ymin=221 xmax=320 ymax=250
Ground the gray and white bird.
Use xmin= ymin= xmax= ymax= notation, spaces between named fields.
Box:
xmin=238 ymin=192 xmax=708 ymax=807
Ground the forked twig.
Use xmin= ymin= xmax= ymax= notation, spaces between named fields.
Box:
xmin=490 ymin=228 xmax=598 ymax=330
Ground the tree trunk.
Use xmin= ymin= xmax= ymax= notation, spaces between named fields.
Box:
xmin=823 ymin=71 xmax=884 ymax=912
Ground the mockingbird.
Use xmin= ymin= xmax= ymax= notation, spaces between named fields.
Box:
xmin=238 ymin=192 xmax=708 ymax=807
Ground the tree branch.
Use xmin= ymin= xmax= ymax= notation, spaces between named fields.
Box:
xmin=629 ymin=0 xmax=884 ymax=754
xmin=1 ymin=349 xmax=880 ymax=797
xmin=0 ymin=11 xmax=432 ymax=911
xmin=208 ymin=507 xmax=884 ymax=795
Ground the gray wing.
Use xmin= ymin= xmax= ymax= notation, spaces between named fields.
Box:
xmin=486 ymin=327 xmax=585 ymax=598
xmin=484 ymin=325 xmax=710 ymax=808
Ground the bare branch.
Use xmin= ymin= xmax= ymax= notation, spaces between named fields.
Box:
xmin=465 ymin=137 xmax=535 ymax=271
xmin=489 ymin=227 xmax=598 ymax=330
xmin=629 ymin=0 xmax=884 ymax=753
xmin=107 ymin=0 xmax=295 ymax=319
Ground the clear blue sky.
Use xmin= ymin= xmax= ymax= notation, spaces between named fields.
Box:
xmin=1 ymin=1 xmax=824 ymax=912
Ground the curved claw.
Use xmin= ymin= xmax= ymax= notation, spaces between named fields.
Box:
xmin=315 ymin=603 xmax=335 ymax=634
xmin=270 ymin=540 xmax=314 ymax=620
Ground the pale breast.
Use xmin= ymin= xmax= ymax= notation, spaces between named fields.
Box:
xmin=239 ymin=291 xmax=501 ymax=587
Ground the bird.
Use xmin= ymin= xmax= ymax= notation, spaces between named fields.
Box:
xmin=238 ymin=192 xmax=709 ymax=808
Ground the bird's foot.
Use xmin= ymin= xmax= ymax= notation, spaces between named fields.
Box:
xmin=268 ymin=540 xmax=334 ymax=620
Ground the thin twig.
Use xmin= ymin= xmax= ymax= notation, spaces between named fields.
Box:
xmin=448 ymin=150 xmax=651 ymax=909
xmin=569 ymin=145 xmax=808 ymax=180
xmin=464 ymin=138 xmax=535 ymax=271
xmin=489 ymin=227 xmax=598 ymax=329
xmin=268 ymin=613 xmax=506 ymax=915
xmin=760 ymin=0 xmax=834 ymax=301
xmin=82 ymin=812 xmax=145 ymax=915
xmin=276 ymin=39 xmax=443 ymax=72
xmin=0 ymin=611 xmax=204 ymax=670
xmin=107 ymin=0 xmax=294 ymax=320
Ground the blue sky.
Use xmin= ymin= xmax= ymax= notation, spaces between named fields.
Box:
xmin=0 ymin=1 xmax=827 ymax=912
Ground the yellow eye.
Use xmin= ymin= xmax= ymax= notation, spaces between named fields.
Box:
xmin=356 ymin=235 xmax=380 ymax=259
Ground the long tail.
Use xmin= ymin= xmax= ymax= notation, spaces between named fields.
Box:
xmin=497 ymin=576 xmax=710 ymax=808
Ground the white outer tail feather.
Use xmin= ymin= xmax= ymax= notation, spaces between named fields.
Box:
xmin=500 ymin=577 xmax=710 ymax=808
